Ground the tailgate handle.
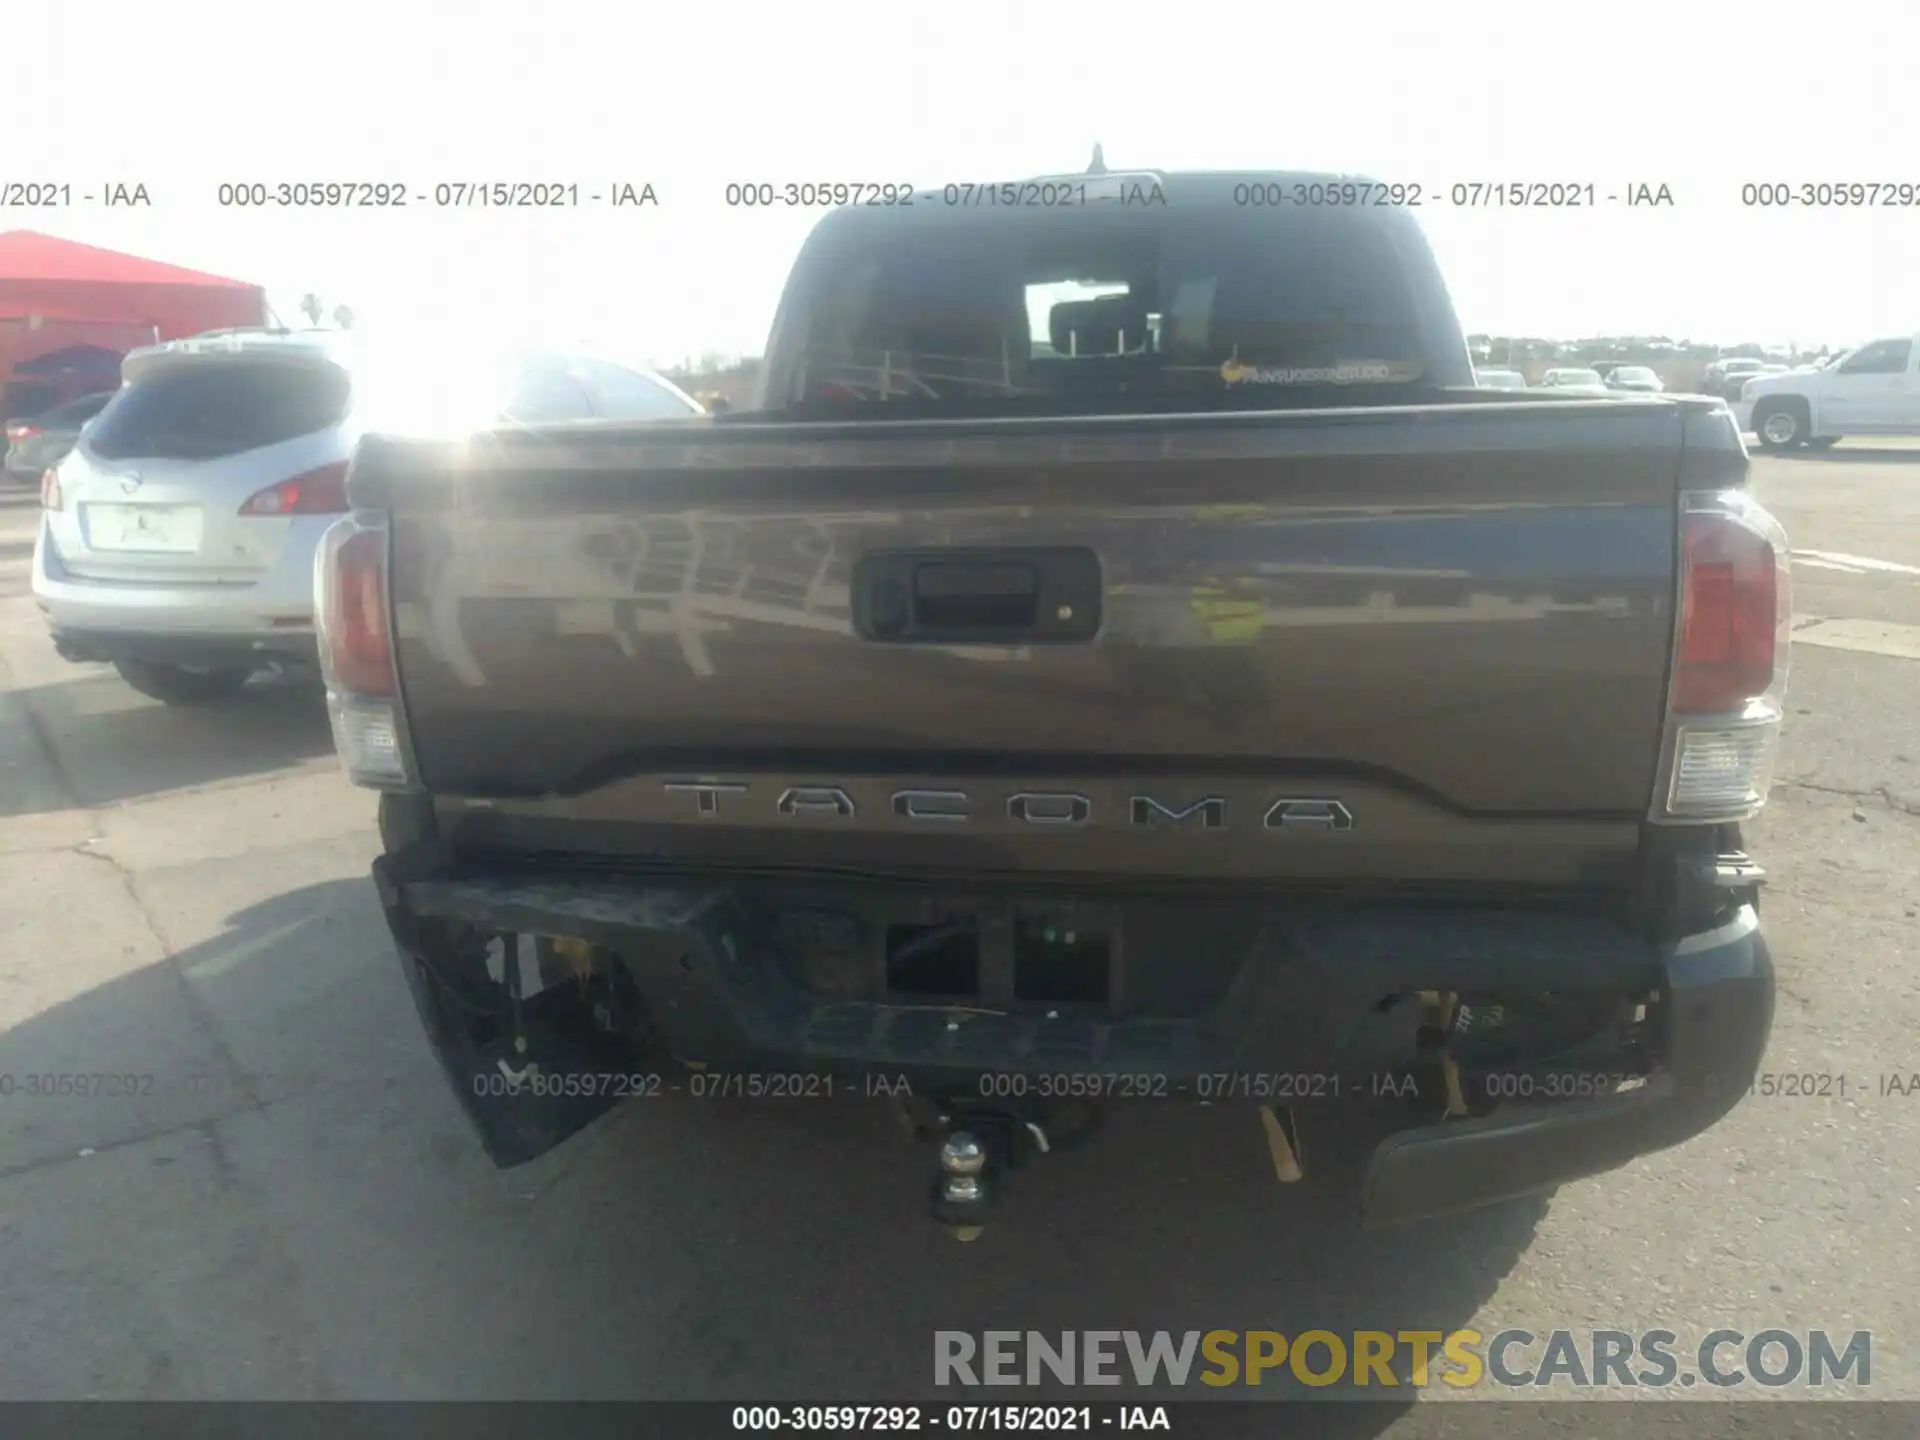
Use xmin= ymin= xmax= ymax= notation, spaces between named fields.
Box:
xmin=913 ymin=561 xmax=1037 ymax=630
xmin=855 ymin=547 xmax=1102 ymax=644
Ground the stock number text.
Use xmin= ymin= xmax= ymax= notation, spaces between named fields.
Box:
xmin=1234 ymin=180 xmax=1425 ymax=207
xmin=1741 ymin=182 xmax=1920 ymax=207
xmin=724 ymin=182 xmax=915 ymax=207
xmin=216 ymin=182 xmax=409 ymax=207
xmin=979 ymin=1072 xmax=1170 ymax=1100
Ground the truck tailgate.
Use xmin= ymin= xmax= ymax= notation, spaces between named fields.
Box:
xmin=359 ymin=400 xmax=1710 ymax=880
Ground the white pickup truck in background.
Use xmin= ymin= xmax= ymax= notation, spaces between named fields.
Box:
xmin=1737 ymin=335 xmax=1920 ymax=450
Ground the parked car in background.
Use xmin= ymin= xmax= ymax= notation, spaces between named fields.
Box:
xmin=2 ymin=382 xmax=63 ymax=425
xmin=5 ymin=391 xmax=116 ymax=484
xmin=8 ymin=345 xmax=126 ymax=407
xmin=1717 ymin=362 xmax=1789 ymax=400
xmin=1604 ymin=365 xmax=1664 ymax=393
xmin=1540 ymin=367 xmax=1608 ymax=391
xmin=1702 ymin=357 xmax=1769 ymax=400
xmin=1588 ymin=361 xmax=1622 ymax=380
xmin=31 ymin=331 xmax=704 ymax=705
xmin=1473 ymin=367 xmax=1527 ymax=390
xmin=1736 ymin=334 xmax=1920 ymax=450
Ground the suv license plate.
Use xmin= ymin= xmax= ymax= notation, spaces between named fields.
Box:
xmin=85 ymin=503 xmax=203 ymax=553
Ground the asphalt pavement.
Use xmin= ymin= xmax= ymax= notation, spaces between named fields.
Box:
xmin=1 ymin=444 xmax=1917 ymax=1426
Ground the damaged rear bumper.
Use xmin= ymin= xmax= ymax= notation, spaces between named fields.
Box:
xmin=371 ymin=842 xmax=1773 ymax=1227
xmin=1358 ymin=907 xmax=1771 ymax=1224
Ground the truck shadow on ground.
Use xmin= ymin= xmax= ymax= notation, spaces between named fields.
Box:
xmin=1 ymin=876 xmax=1545 ymax=1431
xmin=1 ymin=668 xmax=334 ymax=817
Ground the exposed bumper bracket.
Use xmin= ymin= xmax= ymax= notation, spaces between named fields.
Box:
xmin=1359 ymin=907 xmax=1773 ymax=1226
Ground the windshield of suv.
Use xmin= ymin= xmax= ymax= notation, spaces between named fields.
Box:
xmin=775 ymin=199 xmax=1434 ymax=417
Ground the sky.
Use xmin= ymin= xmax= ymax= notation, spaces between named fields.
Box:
xmin=5 ymin=1 xmax=1916 ymax=364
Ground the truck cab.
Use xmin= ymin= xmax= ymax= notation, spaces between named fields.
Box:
xmin=1737 ymin=334 xmax=1920 ymax=449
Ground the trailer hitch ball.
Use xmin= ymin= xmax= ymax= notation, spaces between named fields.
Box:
xmin=941 ymin=1132 xmax=986 ymax=1178
xmin=935 ymin=1131 xmax=992 ymax=1241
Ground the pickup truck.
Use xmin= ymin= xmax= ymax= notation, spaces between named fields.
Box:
xmin=319 ymin=165 xmax=1787 ymax=1238
xmin=1737 ymin=334 xmax=1920 ymax=449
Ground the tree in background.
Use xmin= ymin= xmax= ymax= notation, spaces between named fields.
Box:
xmin=332 ymin=304 xmax=356 ymax=330
xmin=300 ymin=293 xmax=323 ymax=326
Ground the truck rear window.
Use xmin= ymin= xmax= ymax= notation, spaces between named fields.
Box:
xmin=779 ymin=198 xmax=1432 ymax=416
xmin=87 ymin=359 xmax=351 ymax=462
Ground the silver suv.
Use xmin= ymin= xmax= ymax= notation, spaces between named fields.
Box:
xmin=32 ymin=330 xmax=703 ymax=705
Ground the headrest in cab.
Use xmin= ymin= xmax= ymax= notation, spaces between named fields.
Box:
xmin=1047 ymin=295 xmax=1151 ymax=355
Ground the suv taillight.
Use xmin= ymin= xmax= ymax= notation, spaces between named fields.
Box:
xmin=315 ymin=517 xmax=415 ymax=788
xmin=1656 ymin=490 xmax=1792 ymax=821
xmin=240 ymin=463 xmax=350 ymax=516
xmin=40 ymin=467 xmax=63 ymax=511
xmin=8 ymin=423 xmax=41 ymax=442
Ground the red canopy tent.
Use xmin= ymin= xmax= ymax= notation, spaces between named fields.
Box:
xmin=0 ymin=230 xmax=267 ymax=414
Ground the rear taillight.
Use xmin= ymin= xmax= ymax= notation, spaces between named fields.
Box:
xmin=239 ymin=462 xmax=350 ymax=516
xmin=40 ymin=467 xmax=63 ymax=511
xmin=1656 ymin=490 xmax=1792 ymax=821
xmin=315 ymin=518 xmax=415 ymax=788
xmin=1674 ymin=512 xmax=1780 ymax=714
xmin=322 ymin=526 xmax=393 ymax=696
xmin=8 ymin=424 xmax=41 ymax=443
